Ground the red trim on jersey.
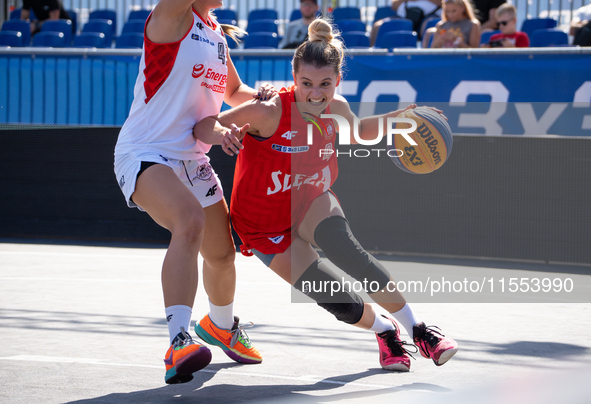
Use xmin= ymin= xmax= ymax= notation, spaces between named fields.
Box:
xmin=142 ymin=13 xmax=194 ymax=104
xmin=193 ymin=8 xmax=218 ymax=31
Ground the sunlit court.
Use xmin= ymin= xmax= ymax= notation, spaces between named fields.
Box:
xmin=1 ymin=0 xmax=591 ymax=403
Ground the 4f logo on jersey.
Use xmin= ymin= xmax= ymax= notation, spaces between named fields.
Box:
xmin=205 ymin=184 xmax=218 ymax=197
xmin=218 ymin=42 xmax=226 ymax=65
xmin=196 ymin=22 xmax=204 ymax=30
xmin=281 ymin=130 xmax=297 ymax=140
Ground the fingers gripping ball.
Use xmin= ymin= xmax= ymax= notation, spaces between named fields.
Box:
xmin=389 ymin=107 xmax=453 ymax=174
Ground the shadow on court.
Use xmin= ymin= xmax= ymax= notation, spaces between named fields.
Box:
xmin=65 ymin=364 xmax=449 ymax=404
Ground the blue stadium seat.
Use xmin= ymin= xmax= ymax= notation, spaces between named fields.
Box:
xmin=214 ymin=9 xmax=237 ymax=22
xmin=89 ymin=9 xmax=117 ymax=33
xmin=332 ymin=7 xmax=361 ymax=22
xmin=32 ymin=31 xmax=66 ymax=47
xmin=10 ymin=8 xmax=36 ymax=20
xmin=73 ymin=32 xmax=107 ymax=48
xmin=244 ymin=32 xmax=279 ymax=49
xmin=375 ymin=18 xmax=414 ymax=45
xmin=376 ymin=30 xmax=417 ymax=49
xmin=41 ymin=19 xmax=73 ymax=45
xmin=373 ymin=6 xmax=397 ymax=25
xmin=248 ymin=9 xmax=278 ymax=23
xmin=341 ymin=31 xmax=370 ymax=48
xmin=247 ymin=19 xmax=279 ymax=34
xmin=530 ymin=28 xmax=568 ymax=47
xmin=66 ymin=9 xmax=77 ymax=33
xmin=128 ymin=9 xmax=151 ymax=23
xmin=225 ymin=36 xmax=239 ymax=49
xmin=2 ymin=20 xmax=31 ymax=46
xmin=420 ymin=17 xmax=440 ymax=38
xmin=480 ymin=30 xmax=501 ymax=44
xmin=217 ymin=18 xmax=238 ymax=26
xmin=122 ymin=19 xmax=145 ymax=34
xmin=337 ymin=19 xmax=367 ymax=33
xmin=83 ymin=19 xmax=114 ymax=46
xmin=0 ymin=31 xmax=24 ymax=47
xmin=520 ymin=18 xmax=557 ymax=39
xmin=115 ymin=32 xmax=144 ymax=48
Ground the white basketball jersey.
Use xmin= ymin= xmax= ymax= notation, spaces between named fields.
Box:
xmin=115 ymin=10 xmax=228 ymax=161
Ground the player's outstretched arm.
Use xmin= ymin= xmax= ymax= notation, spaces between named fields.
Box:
xmin=194 ymin=95 xmax=282 ymax=154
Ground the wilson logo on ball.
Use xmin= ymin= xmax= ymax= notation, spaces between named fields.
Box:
xmin=192 ymin=64 xmax=205 ymax=78
xmin=389 ymin=107 xmax=453 ymax=174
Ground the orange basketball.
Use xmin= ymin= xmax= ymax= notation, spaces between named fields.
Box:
xmin=389 ymin=107 xmax=453 ymax=174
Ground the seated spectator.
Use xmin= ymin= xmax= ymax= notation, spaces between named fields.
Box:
xmin=20 ymin=0 xmax=71 ymax=35
xmin=570 ymin=3 xmax=591 ymax=46
xmin=423 ymin=0 xmax=480 ymax=48
xmin=369 ymin=0 xmax=442 ymax=45
xmin=280 ymin=0 xmax=319 ymax=49
xmin=482 ymin=4 xmax=529 ymax=47
xmin=469 ymin=0 xmax=506 ymax=32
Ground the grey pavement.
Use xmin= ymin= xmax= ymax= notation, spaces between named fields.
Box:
xmin=1 ymin=242 xmax=591 ymax=404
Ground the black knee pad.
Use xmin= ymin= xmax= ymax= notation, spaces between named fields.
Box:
xmin=314 ymin=215 xmax=391 ymax=291
xmin=294 ymin=260 xmax=365 ymax=325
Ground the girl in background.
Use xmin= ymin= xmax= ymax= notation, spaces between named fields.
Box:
xmin=423 ymin=0 xmax=481 ymax=47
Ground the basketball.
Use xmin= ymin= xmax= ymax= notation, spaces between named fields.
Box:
xmin=388 ymin=107 xmax=454 ymax=174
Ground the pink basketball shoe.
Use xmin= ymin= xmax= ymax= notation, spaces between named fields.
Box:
xmin=413 ymin=322 xmax=458 ymax=366
xmin=375 ymin=317 xmax=416 ymax=372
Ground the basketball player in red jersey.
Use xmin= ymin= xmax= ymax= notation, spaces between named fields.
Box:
xmin=114 ymin=0 xmax=276 ymax=384
xmin=194 ymin=18 xmax=458 ymax=372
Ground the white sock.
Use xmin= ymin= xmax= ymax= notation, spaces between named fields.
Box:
xmin=208 ymin=299 xmax=234 ymax=330
xmin=369 ymin=312 xmax=395 ymax=334
xmin=391 ymin=304 xmax=421 ymax=339
xmin=165 ymin=305 xmax=192 ymax=344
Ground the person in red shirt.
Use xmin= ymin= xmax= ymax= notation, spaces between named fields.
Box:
xmin=194 ymin=18 xmax=459 ymax=372
xmin=484 ymin=3 xmax=529 ymax=47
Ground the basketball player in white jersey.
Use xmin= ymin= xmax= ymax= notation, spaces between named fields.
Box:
xmin=114 ymin=0 xmax=273 ymax=384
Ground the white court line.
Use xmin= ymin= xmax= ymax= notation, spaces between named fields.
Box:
xmin=0 ymin=250 xmax=264 ymax=267
xmin=0 ymin=355 xmax=399 ymax=390
xmin=0 ymin=277 xmax=282 ymax=285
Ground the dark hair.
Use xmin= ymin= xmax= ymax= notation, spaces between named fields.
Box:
xmin=292 ymin=18 xmax=345 ymax=77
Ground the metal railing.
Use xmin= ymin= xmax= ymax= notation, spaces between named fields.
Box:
xmin=3 ymin=0 xmax=591 ymax=35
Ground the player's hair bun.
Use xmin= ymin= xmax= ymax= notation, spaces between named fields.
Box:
xmin=308 ymin=19 xmax=343 ymax=51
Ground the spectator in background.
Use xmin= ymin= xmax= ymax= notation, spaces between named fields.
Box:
xmin=280 ymin=0 xmax=319 ymax=49
xmin=482 ymin=4 xmax=529 ymax=47
xmin=370 ymin=0 xmax=442 ymax=45
xmin=21 ymin=0 xmax=71 ymax=35
xmin=469 ymin=0 xmax=506 ymax=32
xmin=423 ymin=0 xmax=480 ymax=48
xmin=570 ymin=3 xmax=591 ymax=46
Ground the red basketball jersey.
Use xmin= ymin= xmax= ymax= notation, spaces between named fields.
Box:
xmin=231 ymin=86 xmax=338 ymax=255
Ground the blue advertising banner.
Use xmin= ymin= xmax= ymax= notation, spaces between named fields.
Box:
xmin=1 ymin=48 xmax=591 ymax=136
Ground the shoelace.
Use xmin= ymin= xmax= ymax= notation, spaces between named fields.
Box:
xmin=383 ymin=330 xmax=418 ymax=359
xmin=416 ymin=325 xmax=445 ymax=356
xmin=230 ymin=321 xmax=254 ymax=348
xmin=173 ymin=326 xmax=194 ymax=348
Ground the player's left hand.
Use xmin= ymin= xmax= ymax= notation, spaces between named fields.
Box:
xmin=254 ymin=82 xmax=277 ymax=101
xmin=222 ymin=123 xmax=250 ymax=156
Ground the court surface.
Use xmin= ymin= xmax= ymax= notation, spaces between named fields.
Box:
xmin=1 ymin=241 xmax=590 ymax=404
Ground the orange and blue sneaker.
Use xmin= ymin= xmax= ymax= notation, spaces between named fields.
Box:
xmin=376 ymin=316 xmax=416 ymax=372
xmin=195 ymin=315 xmax=262 ymax=364
xmin=164 ymin=327 xmax=212 ymax=384
xmin=413 ymin=322 xmax=458 ymax=366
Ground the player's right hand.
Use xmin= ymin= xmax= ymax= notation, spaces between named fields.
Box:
xmin=222 ymin=123 xmax=250 ymax=156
